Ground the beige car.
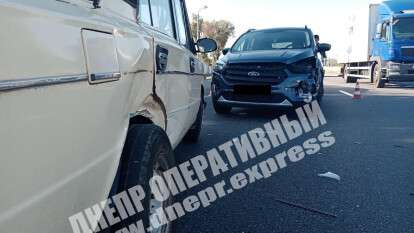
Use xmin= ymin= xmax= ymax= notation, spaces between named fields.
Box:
xmin=0 ymin=0 xmax=216 ymax=232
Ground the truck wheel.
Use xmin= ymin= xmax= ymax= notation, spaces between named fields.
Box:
xmin=184 ymin=97 xmax=204 ymax=143
xmin=342 ymin=65 xmax=348 ymax=80
xmin=115 ymin=124 xmax=174 ymax=233
xmin=343 ymin=65 xmax=357 ymax=83
xmin=373 ymin=63 xmax=385 ymax=88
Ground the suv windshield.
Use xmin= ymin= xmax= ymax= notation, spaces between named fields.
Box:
xmin=232 ymin=29 xmax=311 ymax=52
xmin=393 ymin=17 xmax=414 ymax=39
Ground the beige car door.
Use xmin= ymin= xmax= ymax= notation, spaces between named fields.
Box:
xmin=140 ymin=0 xmax=194 ymax=147
xmin=172 ymin=0 xmax=205 ymax=142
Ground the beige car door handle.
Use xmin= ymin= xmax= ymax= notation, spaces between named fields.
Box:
xmin=190 ymin=57 xmax=196 ymax=73
xmin=156 ymin=45 xmax=169 ymax=73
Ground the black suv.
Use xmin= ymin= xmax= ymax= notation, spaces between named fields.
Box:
xmin=211 ymin=27 xmax=331 ymax=113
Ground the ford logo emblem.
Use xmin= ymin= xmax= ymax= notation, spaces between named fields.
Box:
xmin=248 ymin=71 xmax=261 ymax=77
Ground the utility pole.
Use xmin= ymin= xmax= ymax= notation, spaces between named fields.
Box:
xmin=197 ymin=5 xmax=208 ymax=41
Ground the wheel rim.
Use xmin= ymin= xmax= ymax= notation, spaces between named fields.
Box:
xmin=374 ymin=65 xmax=381 ymax=85
xmin=149 ymin=163 xmax=171 ymax=233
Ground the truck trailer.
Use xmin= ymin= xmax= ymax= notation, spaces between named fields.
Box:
xmin=342 ymin=1 xmax=414 ymax=88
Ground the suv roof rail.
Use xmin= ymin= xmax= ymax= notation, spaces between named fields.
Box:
xmin=247 ymin=29 xmax=256 ymax=33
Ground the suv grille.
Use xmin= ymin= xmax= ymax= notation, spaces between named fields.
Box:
xmin=401 ymin=47 xmax=414 ymax=57
xmin=223 ymin=92 xmax=286 ymax=103
xmin=224 ymin=62 xmax=287 ymax=84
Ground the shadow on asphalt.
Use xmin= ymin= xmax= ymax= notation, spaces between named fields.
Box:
xmin=214 ymin=107 xmax=302 ymax=121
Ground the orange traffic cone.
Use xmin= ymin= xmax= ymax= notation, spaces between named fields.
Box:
xmin=353 ymin=82 xmax=362 ymax=100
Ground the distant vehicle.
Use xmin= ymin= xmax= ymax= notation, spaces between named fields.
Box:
xmin=0 ymin=0 xmax=216 ymax=232
xmin=341 ymin=1 xmax=414 ymax=88
xmin=211 ymin=28 xmax=331 ymax=114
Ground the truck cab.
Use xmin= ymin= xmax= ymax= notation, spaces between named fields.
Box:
xmin=370 ymin=1 xmax=414 ymax=86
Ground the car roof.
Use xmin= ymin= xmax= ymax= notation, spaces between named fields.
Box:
xmin=250 ymin=27 xmax=312 ymax=33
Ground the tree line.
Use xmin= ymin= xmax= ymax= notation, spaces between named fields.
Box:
xmin=191 ymin=14 xmax=235 ymax=65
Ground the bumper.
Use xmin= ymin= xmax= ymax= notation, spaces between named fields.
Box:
xmin=387 ymin=62 xmax=414 ymax=81
xmin=217 ymin=96 xmax=294 ymax=107
xmin=212 ymin=72 xmax=317 ymax=108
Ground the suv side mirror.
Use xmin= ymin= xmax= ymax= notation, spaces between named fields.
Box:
xmin=222 ymin=48 xmax=230 ymax=55
xmin=318 ymin=43 xmax=331 ymax=52
xmin=196 ymin=38 xmax=217 ymax=53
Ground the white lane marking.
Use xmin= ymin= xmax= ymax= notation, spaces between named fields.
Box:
xmin=339 ymin=90 xmax=354 ymax=97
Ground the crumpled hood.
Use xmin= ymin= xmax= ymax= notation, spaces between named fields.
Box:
xmin=222 ymin=49 xmax=315 ymax=65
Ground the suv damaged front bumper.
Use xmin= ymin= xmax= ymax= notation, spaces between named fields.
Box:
xmin=212 ymin=72 xmax=317 ymax=108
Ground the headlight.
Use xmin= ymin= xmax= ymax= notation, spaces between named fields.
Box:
xmin=288 ymin=57 xmax=316 ymax=74
xmin=214 ymin=62 xmax=226 ymax=73
xmin=388 ymin=63 xmax=400 ymax=70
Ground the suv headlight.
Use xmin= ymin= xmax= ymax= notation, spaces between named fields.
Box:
xmin=214 ymin=62 xmax=226 ymax=73
xmin=288 ymin=57 xmax=316 ymax=74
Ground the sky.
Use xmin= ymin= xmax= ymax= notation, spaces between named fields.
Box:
xmin=187 ymin=0 xmax=382 ymax=62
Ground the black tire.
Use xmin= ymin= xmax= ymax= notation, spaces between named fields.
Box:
xmin=373 ymin=63 xmax=385 ymax=88
xmin=212 ymin=98 xmax=232 ymax=114
xmin=112 ymin=124 xmax=174 ymax=233
xmin=211 ymin=83 xmax=231 ymax=114
xmin=317 ymin=78 xmax=324 ymax=103
xmin=343 ymin=65 xmax=357 ymax=83
xmin=183 ymin=98 xmax=204 ymax=143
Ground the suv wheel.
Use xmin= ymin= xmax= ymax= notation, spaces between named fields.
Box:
xmin=212 ymin=97 xmax=231 ymax=114
xmin=211 ymin=83 xmax=231 ymax=114
xmin=317 ymin=79 xmax=324 ymax=102
xmin=114 ymin=124 xmax=174 ymax=233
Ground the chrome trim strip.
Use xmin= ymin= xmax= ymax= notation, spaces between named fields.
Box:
xmin=89 ymin=72 xmax=121 ymax=84
xmin=162 ymin=71 xmax=206 ymax=77
xmin=0 ymin=74 xmax=88 ymax=92
xmin=218 ymin=96 xmax=293 ymax=107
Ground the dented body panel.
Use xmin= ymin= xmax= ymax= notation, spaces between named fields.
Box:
xmin=0 ymin=0 xmax=208 ymax=232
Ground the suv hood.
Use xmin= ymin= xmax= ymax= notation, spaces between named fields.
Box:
xmin=222 ymin=49 xmax=315 ymax=64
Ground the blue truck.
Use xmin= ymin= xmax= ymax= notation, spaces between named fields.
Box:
xmin=343 ymin=1 xmax=414 ymax=88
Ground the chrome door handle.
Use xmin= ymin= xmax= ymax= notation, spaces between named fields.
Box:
xmin=156 ymin=45 xmax=169 ymax=73
xmin=190 ymin=58 xmax=196 ymax=73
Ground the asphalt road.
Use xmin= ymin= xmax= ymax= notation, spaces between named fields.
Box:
xmin=173 ymin=76 xmax=414 ymax=233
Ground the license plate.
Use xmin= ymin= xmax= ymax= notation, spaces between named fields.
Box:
xmin=234 ymin=85 xmax=271 ymax=96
